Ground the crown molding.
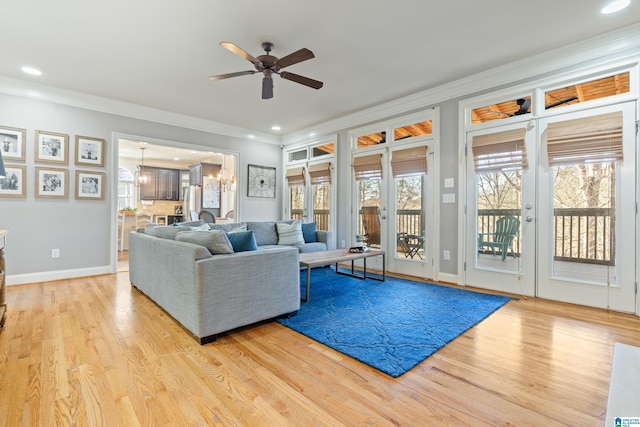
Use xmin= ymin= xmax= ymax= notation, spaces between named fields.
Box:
xmin=282 ymin=23 xmax=640 ymax=145
xmin=0 ymin=76 xmax=280 ymax=145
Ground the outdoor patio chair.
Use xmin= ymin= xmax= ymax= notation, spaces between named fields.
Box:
xmin=397 ymin=232 xmax=424 ymax=259
xmin=477 ymin=215 xmax=520 ymax=261
xmin=361 ymin=206 xmax=381 ymax=247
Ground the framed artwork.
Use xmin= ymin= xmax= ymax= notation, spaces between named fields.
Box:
xmin=76 ymin=170 xmax=105 ymax=200
xmin=35 ymin=166 xmax=68 ymax=199
xmin=247 ymin=164 xmax=276 ymax=198
xmin=75 ymin=135 xmax=105 ymax=167
xmin=202 ymin=174 xmax=220 ymax=208
xmin=0 ymin=126 xmax=26 ymax=161
xmin=35 ymin=130 xmax=69 ymax=164
xmin=0 ymin=164 xmax=26 ymax=198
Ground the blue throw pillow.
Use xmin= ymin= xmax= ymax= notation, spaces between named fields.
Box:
xmin=226 ymin=230 xmax=258 ymax=252
xmin=302 ymin=222 xmax=318 ymax=243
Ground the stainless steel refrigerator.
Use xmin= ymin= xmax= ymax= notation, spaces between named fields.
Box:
xmin=183 ymin=185 xmax=201 ymax=221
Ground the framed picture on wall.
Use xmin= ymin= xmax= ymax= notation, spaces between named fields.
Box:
xmin=75 ymin=135 xmax=105 ymax=167
xmin=0 ymin=126 xmax=26 ymax=161
xmin=0 ymin=164 xmax=26 ymax=198
xmin=247 ymin=164 xmax=276 ymax=198
xmin=35 ymin=130 xmax=69 ymax=164
xmin=76 ymin=170 xmax=105 ymax=200
xmin=35 ymin=166 xmax=68 ymax=198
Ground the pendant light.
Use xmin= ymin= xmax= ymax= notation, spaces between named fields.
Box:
xmin=138 ymin=147 xmax=148 ymax=184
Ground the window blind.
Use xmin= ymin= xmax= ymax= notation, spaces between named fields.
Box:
xmin=285 ymin=167 xmax=305 ymax=186
xmin=546 ymin=111 xmax=623 ymax=166
xmin=309 ymin=162 xmax=331 ymax=184
xmin=472 ymin=128 xmax=528 ymax=174
xmin=391 ymin=146 xmax=427 ymax=178
xmin=353 ymin=154 xmax=382 ymax=181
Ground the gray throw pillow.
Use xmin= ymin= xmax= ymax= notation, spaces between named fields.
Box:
xmin=246 ymin=221 xmax=278 ymax=245
xmin=175 ymin=230 xmax=234 ymax=254
xmin=145 ymin=225 xmax=190 ymax=239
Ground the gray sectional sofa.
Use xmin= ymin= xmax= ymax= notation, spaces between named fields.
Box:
xmin=128 ymin=220 xmax=333 ymax=344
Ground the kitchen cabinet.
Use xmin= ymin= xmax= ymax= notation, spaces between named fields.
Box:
xmin=140 ymin=166 xmax=180 ymax=201
xmin=189 ymin=163 xmax=220 ymax=187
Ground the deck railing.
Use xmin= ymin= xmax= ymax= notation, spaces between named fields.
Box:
xmin=477 ymin=208 xmax=614 ymax=265
xmin=294 ymin=207 xmax=612 ymax=265
xmin=290 ymin=209 xmax=330 ymax=231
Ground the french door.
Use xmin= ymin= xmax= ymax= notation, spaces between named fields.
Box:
xmin=465 ymin=102 xmax=637 ymax=312
xmin=464 ymin=121 xmax=536 ymax=296
xmin=352 ymin=145 xmax=434 ymax=279
xmin=536 ymin=102 xmax=636 ymax=311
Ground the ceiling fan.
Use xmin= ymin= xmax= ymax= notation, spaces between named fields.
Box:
xmin=483 ymin=96 xmax=579 ymax=117
xmin=209 ymin=41 xmax=323 ymax=99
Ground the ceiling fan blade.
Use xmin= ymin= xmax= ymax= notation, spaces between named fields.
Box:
xmin=209 ymin=70 xmax=256 ymax=81
xmin=220 ymin=42 xmax=262 ymax=66
xmin=275 ymin=48 xmax=315 ymax=69
xmin=545 ymin=96 xmax=578 ymax=109
xmin=279 ymin=71 xmax=323 ymax=89
xmin=262 ymin=77 xmax=273 ymax=99
xmin=514 ymin=99 xmax=531 ymax=115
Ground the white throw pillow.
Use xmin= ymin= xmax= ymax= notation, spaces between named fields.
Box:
xmin=276 ymin=221 xmax=305 ymax=246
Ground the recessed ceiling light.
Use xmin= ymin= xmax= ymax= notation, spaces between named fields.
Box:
xmin=271 ymin=125 xmax=281 ymax=131
xmin=173 ymin=157 xmax=180 ymax=161
xmin=602 ymin=0 xmax=630 ymax=14
xmin=21 ymin=66 xmax=42 ymax=76
xmin=247 ymin=134 xmax=255 ymax=139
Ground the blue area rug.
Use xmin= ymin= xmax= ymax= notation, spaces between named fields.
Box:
xmin=278 ymin=267 xmax=510 ymax=377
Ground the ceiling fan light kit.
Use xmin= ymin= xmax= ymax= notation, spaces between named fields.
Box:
xmin=209 ymin=41 xmax=323 ymax=99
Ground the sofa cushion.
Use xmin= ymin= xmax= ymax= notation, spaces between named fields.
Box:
xmin=226 ymin=230 xmax=258 ymax=252
xmin=276 ymin=221 xmax=305 ymax=246
xmin=145 ymin=225 xmax=190 ymax=239
xmin=176 ymin=220 xmax=205 ymax=227
xmin=297 ymin=242 xmax=328 ymax=253
xmin=301 ymin=222 xmax=318 ymax=243
xmin=190 ymin=223 xmax=211 ymax=231
xmin=209 ymin=222 xmax=247 ymax=233
xmin=175 ymin=230 xmax=234 ymax=255
xmin=246 ymin=221 xmax=278 ymax=245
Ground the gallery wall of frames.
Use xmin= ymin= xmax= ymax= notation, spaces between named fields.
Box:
xmin=0 ymin=125 xmax=106 ymax=201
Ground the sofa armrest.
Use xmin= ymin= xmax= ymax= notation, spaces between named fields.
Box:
xmin=316 ymin=230 xmax=335 ymax=250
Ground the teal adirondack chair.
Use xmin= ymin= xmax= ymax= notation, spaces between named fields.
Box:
xmin=477 ymin=215 xmax=520 ymax=261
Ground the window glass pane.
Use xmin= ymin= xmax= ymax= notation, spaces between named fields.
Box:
xmin=358 ymin=180 xmax=381 ymax=247
xmin=288 ymin=149 xmax=307 ymax=162
xmin=396 ymin=176 xmax=424 ymax=259
xmin=118 ymin=182 xmax=134 ymax=210
xmin=552 ymin=162 xmax=615 ymax=283
xmin=476 ymin=171 xmax=521 ymax=272
xmin=545 ymin=72 xmax=629 ymax=112
xmin=312 ymin=143 xmax=334 ymax=157
xmin=471 ymin=97 xmax=532 ymax=125
xmin=313 ymin=183 xmax=330 ymax=231
xmin=393 ymin=120 xmax=432 ymax=141
xmin=357 ymin=131 xmax=386 ymax=148
xmin=289 ymin=185 xmax=305 ymax=221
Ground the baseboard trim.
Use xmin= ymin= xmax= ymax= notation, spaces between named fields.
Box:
xmin=437 ymin=272 xmax=459 ymax=285
xmin=6 ymin=266 xmax=112 ymax=286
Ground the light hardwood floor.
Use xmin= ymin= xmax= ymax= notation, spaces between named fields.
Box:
xmin=1 ymin=268 xmax=639 ymax=426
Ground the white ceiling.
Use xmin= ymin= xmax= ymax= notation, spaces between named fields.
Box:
xmin=1 ymin=1 xmax=638 ymax=137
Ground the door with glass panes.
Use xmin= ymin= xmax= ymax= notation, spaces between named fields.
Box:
xmin=466 ymin=102 xmax=636 ymax=312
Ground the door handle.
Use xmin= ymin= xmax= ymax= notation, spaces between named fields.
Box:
xmin=381 ymin=215 xmax=387 ymax=220
xmin=525 ymin=215 xmax=533 ymax=222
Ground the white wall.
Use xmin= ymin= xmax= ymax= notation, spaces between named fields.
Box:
xmin=0 ymin=94 xmax=281 ymax=284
